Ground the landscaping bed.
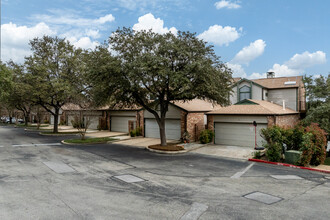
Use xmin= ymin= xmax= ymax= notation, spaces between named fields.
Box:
xmin=63 ymin=137 xmax=116 ymax=144
xmin=148 ymin=143 xmax=184 ymax=151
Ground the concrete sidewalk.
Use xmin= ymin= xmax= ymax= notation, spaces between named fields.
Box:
xmin=190 ymin=144 xmax=254 ymax=160
xmin=116 ymin=137 xmax=179 ymax=148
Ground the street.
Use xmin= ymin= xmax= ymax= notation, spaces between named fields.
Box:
xmin=0 ymin=125 xmax=329 ymax=220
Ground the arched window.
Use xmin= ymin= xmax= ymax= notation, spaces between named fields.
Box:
xmin=239 ymin=85 xmax=251 ymax=101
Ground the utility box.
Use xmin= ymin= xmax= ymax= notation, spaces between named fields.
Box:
xmin=285 ymin=150 xmax=302 ymax=165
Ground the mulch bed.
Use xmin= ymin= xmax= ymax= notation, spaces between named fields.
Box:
xmin=148 ymin=143 xmax=184 ymax=151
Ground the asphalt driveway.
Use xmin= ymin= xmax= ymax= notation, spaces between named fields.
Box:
xmin=0 ymin=125 xmax=329 ymax=219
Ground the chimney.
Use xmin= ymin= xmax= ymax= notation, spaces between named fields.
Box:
xmin=267 ymin=71 xmax=275 ymax=78
xmin=282 ymin=100 xmax=286 ymax=110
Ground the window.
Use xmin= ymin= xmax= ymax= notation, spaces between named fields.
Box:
xmin=239 ymin=85 xmax=251 ymax=101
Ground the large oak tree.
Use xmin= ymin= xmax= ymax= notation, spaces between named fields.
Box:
xmin=88 ymin=28 xmax=233 ymax=145
xmin=24 ymin=36 xmax=85 ymax=133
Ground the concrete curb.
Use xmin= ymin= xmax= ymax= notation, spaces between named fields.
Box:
xmin=249 ymin=158 xmax=330 ymax=174
xmin=61 ymin=140 xmax=115 ymax=145
xmin=145 ymin=146 xmax=187 ymax=154
xmin=39 ymin=132 xmax=79 ymax=136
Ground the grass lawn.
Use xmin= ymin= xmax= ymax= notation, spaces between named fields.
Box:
xmin=64 ymin=137 xmax=116 ymax=144
xmin=324 ymin=157 xmax=330 ymax=166
xmin=16 ymin=124 xmax=49 ymax=128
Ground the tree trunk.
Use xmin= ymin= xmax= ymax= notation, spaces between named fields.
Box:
xmin=24 ymin=115 xmax=29 ymax=126
xmin=158 ymin=117 xmax=167 ymax=146
xmin=53 ymin=108 xmax=59 ymax=133
xmin=24 ymin=111 xmax=30 ymax=126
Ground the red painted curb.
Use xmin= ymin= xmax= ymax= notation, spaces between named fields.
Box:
xmin=248 ymin=158 xmax=330 ymax=174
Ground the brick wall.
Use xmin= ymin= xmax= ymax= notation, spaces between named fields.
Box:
xmin=275 ymin=114 xmax=300 ymax=128
xmin=207 ymin=115 xmax=214 ymax=132
xmin=180 ymin=111 xmax=188 ymax=139
xmin=186 ymin=113 xmax=205 ymax=142
xmin=267 ymin=116 xmax=275 ymax=127
xmin=136 ymin=110 xmax=144 ymax=136
xmin=267 ymin=114 xmax=300 ymax=128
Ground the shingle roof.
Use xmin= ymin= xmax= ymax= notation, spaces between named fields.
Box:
xmin=207 ymin=99 xmax=298 ymax=115
xmin=251 ymin=76 xmax=303 ymax=89
xmin=172 ymin=99 xmax=222 ymax=112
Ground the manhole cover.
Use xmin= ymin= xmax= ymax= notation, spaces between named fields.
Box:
xmin=244 ymin=192 xmax=283 ymax=205
xmin=270 ymin=175 xmax=303 ymax=180
xmin=113 ymin=174 xmax=145 ymax=183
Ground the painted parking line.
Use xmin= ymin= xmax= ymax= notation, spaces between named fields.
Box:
xmin=12 ymin=143 xmax=62 ymax=147
xmin=231 ymin=163 xmax=255 ymax=179
xmin=0 ymin=145 xmax=4 ymax=148
xmin=180 ymin=202 xmax=208 ymax=220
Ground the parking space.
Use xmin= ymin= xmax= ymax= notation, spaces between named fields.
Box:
xmin=0 ymin=125 xmax=329 ymax=219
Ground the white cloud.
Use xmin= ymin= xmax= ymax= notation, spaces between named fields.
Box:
xmin=85 ymin=29 xmax=101 ymax=38
xmin=1 ymin=22 xmax=55 ymax=62
xmin=227 ymin=39 xmax=266 ymax=78
xmin=97 ymin=14 xmax=115 ymax=24
xmin=68 ymin=37 xmax=99 ymax=50
xmin=266 ymin=51 xmax=327 ymax=77
xmin=285 ymin=51 xmax=326 ymax=69
xmin=198 ymin=25 xmax=242 ymax=46
xmin=226 ymin=63 xmax=246 ymax=78
xmin=32 ymin=12 xmax=115 ymax=28
xmin=215 ymin=0 xmax=241 ymax=9
xmin=231 ymin=39 xmax=266 ymax=65
xmin=132 ymin=13 xmax=177 ymax=35
xmin=268 ymin=64 xmax=301 ymax=77
xmin=248 ymin=72 xmax=266 ymax=79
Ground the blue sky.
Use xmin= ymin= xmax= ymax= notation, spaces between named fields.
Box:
xmin=1 ymin=0 xmax=329 ymax=79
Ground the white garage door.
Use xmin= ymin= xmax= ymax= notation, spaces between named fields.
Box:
xmin=111 ymin=116 xmax=136 ymax=133
xmin=85 ymin=116 xmax=99 ymax=130
xmin=214 ymin=122 xmax=267 ymax=147
xmin=145 ymin=119 xmax=181 ymax=140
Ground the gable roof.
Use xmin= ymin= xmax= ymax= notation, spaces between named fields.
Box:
xmin=171 ymin=99 xmax=222 ymax=112
xmin=251 ymin=76 xmax=303 ymax=89
xmin=233 ymin=78 xmax=265 ymax=88
xmin=233 ymin=76 xmax=303 ymax=89
xmin=207 ymin=99 xmax=298 ymax=115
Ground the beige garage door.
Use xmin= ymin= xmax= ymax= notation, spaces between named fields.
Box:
xmin=145 ymin=119 xmax=181 ymax=140
xmin=214 ymin=122 xmax=267 ymax=147
xmin=85 ymin=116 xmax=99 ymax=130
xmin=111 ymin=116 xmax=136 ymax=133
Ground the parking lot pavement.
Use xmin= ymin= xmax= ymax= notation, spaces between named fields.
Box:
xmin=0 ymin=125 xmax=330 ymax=219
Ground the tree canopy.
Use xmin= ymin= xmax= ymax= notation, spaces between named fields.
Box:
xmin=303 ymin=74 xmax=330 ymax=136
xmin=87 ymin=28 xmax=233 ymax=145
xmin=24 ymin=36 xmax=86 ymax=132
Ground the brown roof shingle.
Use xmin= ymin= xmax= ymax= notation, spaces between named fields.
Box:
xmin=251 ymin=76 xmax=303 ymax=89
xmin=172 ymin=99 xmax=222 ymax=112
xmin=207 ymin=99 xmax=298 ymax=115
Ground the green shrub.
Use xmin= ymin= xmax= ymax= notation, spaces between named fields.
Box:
xmin=265 ymin=142 xmax=282 ymax=162
xmin=130 ymin=130 xmax=136 ymax=137
xmin=199 ymin=129 xmax=214 ymax=144
xmin=297 ymin=132 xmax=314 ymax=166
xmin=260 ymin=126 xmax=284 ymax=145
xmin=283 ymin=125 xmax=305 ymax=151
xmin=305 ymin=123 xmax=327 ymax=166
xmin=253 ymin=151 xmax=262 ymax=159
xmin=44 ymin=119 xmax=49 ymax=124
xmin=135 ymin=127 xmax=142 ymax=136
xmin=130 ymin=127 xmax=142 ymax=137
